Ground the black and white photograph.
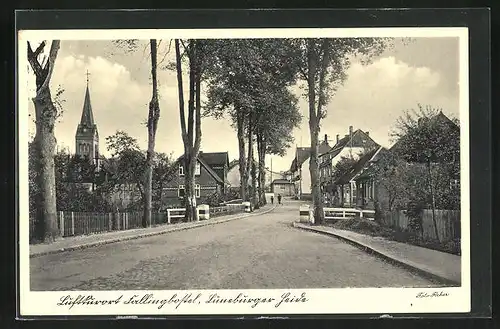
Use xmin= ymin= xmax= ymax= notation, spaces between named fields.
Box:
xmin=18 ymin=26 xmax=470 ymax=316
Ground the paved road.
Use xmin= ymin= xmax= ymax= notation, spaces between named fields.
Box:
xmin=31 ymin=200 xmax=436 ymax=291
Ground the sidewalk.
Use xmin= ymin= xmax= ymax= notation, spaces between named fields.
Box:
xmin=30 ymin=204 xmax=276 ymax=258
xmin=293 ymin=222 xmax=461 ymax=285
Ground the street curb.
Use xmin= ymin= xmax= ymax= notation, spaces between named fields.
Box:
xmin=292 ymin=222 xmax=460 ymax=286
xmin=30 ymin=205 xmax=277 ymax=258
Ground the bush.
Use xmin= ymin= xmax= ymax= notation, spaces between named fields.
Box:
xmin=224 ymin=188 xmax=240 ymax=202
xmin=205 ymin=192 xmax=225 ymax=207
xmin=405 ymin=200 xmax=424 ymax=235
xmin=332 ymin=218 xmax=393 ymax=237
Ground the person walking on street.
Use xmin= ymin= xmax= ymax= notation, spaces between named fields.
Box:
xmin=277 ymin=194 xmax=282 ymax=205
xmin=270 ymin=195 xmax=274 ymax=204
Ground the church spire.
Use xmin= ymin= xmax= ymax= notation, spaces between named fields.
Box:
xmin=80 ymin=70 xmax=95 ymax=126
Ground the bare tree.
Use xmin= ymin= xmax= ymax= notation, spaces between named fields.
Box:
xmin=27 ymin=40 xmax=61 ymax=242
xmin=112 ymin=39 xmax=166 ymax=227
xmin=143 ymin=39 xmax=161 ymax=227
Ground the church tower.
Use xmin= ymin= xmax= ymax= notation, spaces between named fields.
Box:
xmin=75 ymin=71 xmax=99 ymax=170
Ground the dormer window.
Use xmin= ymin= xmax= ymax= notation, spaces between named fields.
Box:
xmin=195 ymin=161 xmax=201 ymax=176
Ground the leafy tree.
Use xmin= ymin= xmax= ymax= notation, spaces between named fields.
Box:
xmin=203 ymin=39 xmax=259 ymax=203
xmin=290 ymin=38 xmax=390 ymax=225
xmin=391 ymin=105 xmax=460 ymax=242
xmin=331 ymin=155 xmax=359 ymax=183
xmin=53 ymin=149 xmax=112 ymax=212
xmin=104 ymin=131 xmax=146 ymax=211
xmin=255 ymin=92 xmax=301 ymax=206
xmin=369 ymin=152 xmax=409 ymax=212
xmin=105 ymin=130 xmax=140 ymax=156
xmin=27 ymin=40 xmax=61 ymax=242
xmin=152 ymin=152 xmax=177 ymax=211
xmin=204 ymin=39 xmax=301 ymax=208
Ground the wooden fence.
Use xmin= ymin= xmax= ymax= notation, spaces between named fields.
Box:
xmin=382 ymin=209 xmax=461 ymax=243
xmin=323 ymin=207 xmax=376 ymax=221
xmin=29 ymin=204 xmax=244 ymax=241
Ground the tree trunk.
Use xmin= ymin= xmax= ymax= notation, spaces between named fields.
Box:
xmin=237 ymin=111 xmax=248 ymax=201
xmin=28 ymin=40 xmax=61 ymax=243
xmin=257 ymin=133 xmax=266 ymax=206
xmin=33 ymin=93 xmax=58 ymax=242
xmin=427 ymin=161 xmax=440 ymax=243
xmin=182 ymin=40 xmax=202 ymax=222
xmin=143 ymin=39 xmax=160 ymax=228
xmin=307 ymin=40 xmax=325 ymax=225
xmin=247 ymin=120 xmax=255 ymax=211
xmin=184 ymin=156 xmax=198 ymax=222
xmin=251 ymin=158 xmax=258 ymax=210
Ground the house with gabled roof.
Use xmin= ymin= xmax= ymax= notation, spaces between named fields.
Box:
xmin=289 ymin=146 xmax=313 ymax=199
xmin=354 ymin=111 xmax=460 ymax=212
xmin=352 ymin=147 xmax=391 ymax=210
xmin=319 ymin=126 xmax=379 ymax=200
xmin=227 ymin=159 xmax=283 ymax=195
xmin=161 ymin=151 xmax=230 ymax=207
xmin=331 ymin=146 xmax=386 ymax=208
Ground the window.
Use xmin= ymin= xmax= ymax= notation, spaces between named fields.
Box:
xmin=195 ymin=161 xmax=201 ymax=176
xmin=178 ymin=185 xmax=185 ymax=197
xmin=450 ymin=179 xmax=460 ymax=189
xmin=195 ymin=184 xmax=201 ymax=198
xmin=179 ymin=164 xmax=184 ymax=176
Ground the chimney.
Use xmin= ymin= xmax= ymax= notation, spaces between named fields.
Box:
xmin=336 ymin=134 xmax=339 ymax=143
xmin=366 ymin=131 xmax=369 ymax=136
xmin=324 ymin=134 xmax=328 ymax=143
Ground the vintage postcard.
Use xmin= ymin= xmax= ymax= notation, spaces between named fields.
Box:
xmin=18 ymin=27 xmax=470 ymax=317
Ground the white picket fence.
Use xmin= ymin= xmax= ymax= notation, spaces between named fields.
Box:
xmin=166 ymin=203 xmax=245 ymax=223
xmin=324 ymin=207 xmax=376 ymax=221
xmin=166 ymin=208 xmax=187 ymax=224
xmin=298 ymin=206 xmax=375 ymax=223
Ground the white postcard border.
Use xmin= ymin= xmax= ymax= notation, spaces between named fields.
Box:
xmin=18 ymin=27 xmax=470 ymax=316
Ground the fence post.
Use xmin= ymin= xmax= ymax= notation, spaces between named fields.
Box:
xmin=116 ymin=212 xmax=121 ymax=230
xmin=342 ymin=210 xmax=346 ymax=218
xmin=167 ymin=210 xmax=171 ymax=224
xmin=360 ymin=210 xmax=363 ymax=218
xmin=59 ymin=211 xmax=65 ymax=237
xmin=71 ymin=212 xmax=75 ymax=236
xmin=108 ymin=213 xmax=112 ymax=231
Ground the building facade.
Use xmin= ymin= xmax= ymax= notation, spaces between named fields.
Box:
xmin=271 ymin=179 xmax=294 ymax=196
xmin=320 ymin=126 xmax=379 ymax=203
xmin=161 ymin=152 xmax=230 ymax=207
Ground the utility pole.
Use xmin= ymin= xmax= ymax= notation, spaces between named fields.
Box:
xmin=299 ymin=136 xmax=303 ymax=200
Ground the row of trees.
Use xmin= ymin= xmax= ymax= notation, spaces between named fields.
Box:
xmin=28 ymin=37 xmax=391 ymax=242
xmin=29 ymin=133 xmax=178 ymax=216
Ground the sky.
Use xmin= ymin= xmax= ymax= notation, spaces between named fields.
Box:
xmin=26 ymin=37 xmax=460 ymax=173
